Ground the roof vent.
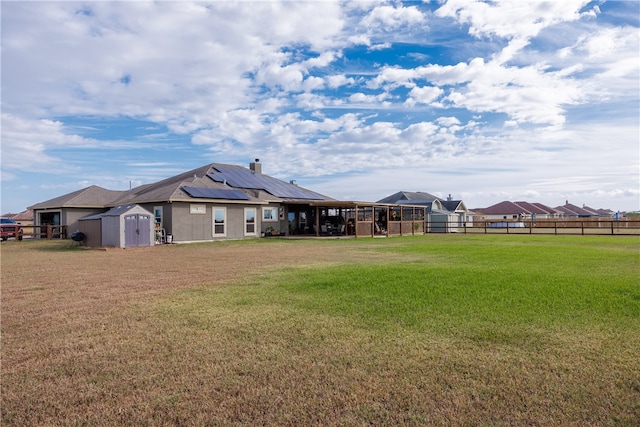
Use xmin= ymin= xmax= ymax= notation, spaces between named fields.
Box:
xmin=290 ymin=180 xmax=297 ymax=185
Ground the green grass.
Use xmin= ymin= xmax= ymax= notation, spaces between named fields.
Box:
xmin=148 ymin=235 xmax=639 ymax=424
xmin=168 ymin=235 xmax=639 ymax=341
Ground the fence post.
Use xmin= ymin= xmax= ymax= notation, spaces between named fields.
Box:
xmin=611 ymin=221 xmax=614 ymax=235
xmin=581 ymin=221 xmax=584 ymax=235
xmin=554 ymin=221 xmax=557 ymax=235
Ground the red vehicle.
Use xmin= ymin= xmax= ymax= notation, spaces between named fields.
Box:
xmin=0 ymin=218 xmax=23 ymax=241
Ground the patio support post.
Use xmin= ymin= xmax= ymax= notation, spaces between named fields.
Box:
xmin=386 ymin=206 xmax=390 ymax=238
xmin=354 ymin=204 xmax=359 ymax=238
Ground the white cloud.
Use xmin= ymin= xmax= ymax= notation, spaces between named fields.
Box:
xmin=361 ymin=4 xmax=425 ymax=30
xmin=435 ymin=0 xmax=601 ymax=64
xmin=436 ymin=117 xmax=461 ymax=127
xmin=0 ymin=113 xmax=104 ymax=173
xmin=1 ymin=1 xmax=638 ymax=213
xmin=326 ymin=74 xmax=356 ymax=89
xmin=348 ymin=92 xmax=389 ymax=104
xmin=406 ymin=86 xmax=444 ymax=106
xmin=435 ymin=0 xmax=594 ymax=40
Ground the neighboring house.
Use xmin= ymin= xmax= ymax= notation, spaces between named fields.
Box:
xmin=440 ymin=195 xmax=473 ymax=230
xmin=377 ymin=191 xmax=471 ymax=232
xmin=554 ymin=201 xmax=612 ymax=217
xmin=11 ymin=209 xmax=34 ymax=226
xmin=29 ymin=161 xmax=339 ymax=244
xmin=11 ymin=209 xmax=35 ymax=237
xmin=474 ymin=201 xmax=558 ymax=222
xmin=1 ymin=209 xmax=33 ymax=225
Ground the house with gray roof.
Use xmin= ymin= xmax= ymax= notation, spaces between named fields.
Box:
xmin=30 ymin=160 xmax=338 ymax=243
xmin=553 ymin=202 xmax=614 ymax=217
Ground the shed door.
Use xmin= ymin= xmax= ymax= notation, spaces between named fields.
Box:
xmin=125 ymin=214 xmax=151 ymax=247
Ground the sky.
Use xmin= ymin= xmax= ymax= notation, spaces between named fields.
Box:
xmin=1 ymin=0 xmax=639 ymax=214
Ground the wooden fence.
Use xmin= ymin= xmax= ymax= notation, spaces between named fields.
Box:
xmin=14 ymin=225 xmax=69 ymax=240
xmin=6 ymin=220 xmax=639 ymax=241
xmin=427 ymin=218 xmax=640 ymax=236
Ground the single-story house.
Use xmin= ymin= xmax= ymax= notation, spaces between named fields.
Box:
xmin=554 ymin=201 xmax=613 ymax=217
xmin=473 ymin=201 xmax=559 ymax=222
xmin=30 ymin=160 xmax=428 ymax=245
xmin=475 ymin=200 xmax=616 ymax=221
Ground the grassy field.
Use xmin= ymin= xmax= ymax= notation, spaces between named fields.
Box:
xmin=2 ymin=235 xmax=639 ymax=425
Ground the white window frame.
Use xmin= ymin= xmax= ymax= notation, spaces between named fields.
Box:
xmin=154 ymin=206 xmax=163 ymax=229
xmin=244 ymin=207 xmax=257 ymax=236
xmin=213 ymin=207 xmax=226 ymax=237
xmin=262 ymin=207 xmax=278 ymax=222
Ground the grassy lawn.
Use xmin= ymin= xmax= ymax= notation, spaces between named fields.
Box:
xmin=2 ymin=235 xmax=639 ymax=425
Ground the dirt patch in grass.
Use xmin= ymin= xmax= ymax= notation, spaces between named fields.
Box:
xmin=2 ymin=238 xmax=639 ymax=426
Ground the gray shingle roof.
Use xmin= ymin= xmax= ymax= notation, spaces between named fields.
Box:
xmin=377 ymin=191 xmax=469 ymax=214
xmin=554 ymin=203 xmax=598 ymax=217
xmin=30 ymin=163 xmax=334 ymax=210
xmin=29 ymin=185 xmax=127 ymax=209
xmin=377 ymin=191 xmax=440 ymax=204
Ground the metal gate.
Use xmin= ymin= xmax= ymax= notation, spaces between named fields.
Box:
xmin=124 ymin=214 xmax=151 ymax=247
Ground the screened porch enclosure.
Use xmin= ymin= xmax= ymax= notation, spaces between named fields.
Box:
xmin=285 ymin=201 xmax=427 ymax=238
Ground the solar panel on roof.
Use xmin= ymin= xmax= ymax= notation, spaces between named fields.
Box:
xmin=208 ymin=166 xmax=326 ymax=200
xmin=212 ymin=168 xmax=265 ymax=189
xmin=182 ymin=186 xmax=249 ymax=200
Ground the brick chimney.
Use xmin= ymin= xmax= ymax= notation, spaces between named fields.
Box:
xmin=250 ymin=159 xmax=262 ymax=174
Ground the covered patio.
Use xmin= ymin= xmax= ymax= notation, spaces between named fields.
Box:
xmin=285 ymin=201 xmax=427 ymax=238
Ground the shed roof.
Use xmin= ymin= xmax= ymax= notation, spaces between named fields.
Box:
xmin=79 ymin=204 xmax=153 ymax=220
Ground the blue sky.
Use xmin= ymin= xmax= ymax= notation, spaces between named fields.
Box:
xmin=1 ymin=0 xmax=639 ymax=214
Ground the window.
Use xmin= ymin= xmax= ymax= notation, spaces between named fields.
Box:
xmin=154 ymin=206 xmax=163 ymax=229
xmin=263 ymin=207 xmax=278 ymax=221
xmin=190 ymin=204 xmax=206 ymax=214
xmin=244 ymin=208 xmax=256 ymax=236
xmin=213 ymin=208 xmax=226 ymax=237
